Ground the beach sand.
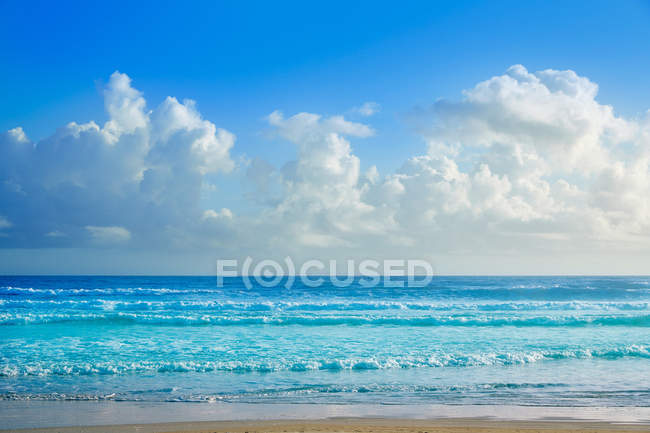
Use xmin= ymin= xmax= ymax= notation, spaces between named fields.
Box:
xmin=3 ymin=418 xmax=650 ymax=433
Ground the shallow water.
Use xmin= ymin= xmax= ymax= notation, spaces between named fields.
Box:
xmin=1 ymin=276 xmax=649 ymax=407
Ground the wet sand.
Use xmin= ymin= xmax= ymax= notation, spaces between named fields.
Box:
xmin=3 ymin=418 xmax=650 ymax=433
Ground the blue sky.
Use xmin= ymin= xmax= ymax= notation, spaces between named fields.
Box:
xmin=2 ymin=1 xmax=650 ymax=274
xmin=4 ymin=0 xmax=650 ymax=161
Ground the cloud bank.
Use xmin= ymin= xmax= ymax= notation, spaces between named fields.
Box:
xmin=2 ymin=66 xmax=650 ymax=272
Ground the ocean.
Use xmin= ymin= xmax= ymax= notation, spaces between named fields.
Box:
xmin=1 ymin=275 xmax=649 ymax=409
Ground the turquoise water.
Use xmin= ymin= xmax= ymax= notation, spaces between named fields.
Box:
xmin=1 ymin=276 xmax=649 ymax=406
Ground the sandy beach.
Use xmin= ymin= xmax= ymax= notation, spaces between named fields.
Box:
xmin=3 ymin=418 xmax=650 ymax=433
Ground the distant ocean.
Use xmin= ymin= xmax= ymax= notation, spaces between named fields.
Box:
xmin=1 ymin=276 xmax=649 ymax=407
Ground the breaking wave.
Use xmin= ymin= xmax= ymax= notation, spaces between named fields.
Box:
xmin=1 ymin=346 xmax=649 ymax=377
xmin=2 ymin=311 xmax=650 ymax=327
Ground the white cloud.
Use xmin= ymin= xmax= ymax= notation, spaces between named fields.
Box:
xmin=202 ymin=208 xmax=233 ymax=220
xmin=374 ymin=65 xmax=650 ymax=254
xmin=249 ymin=110 xmax=383 ymax=253
xmin=4 ymin=66 xmax=650 ymax=272
xmin=354 ymin=101 xmax=380 ymax=117
xmin=103 ymin=71 xmax=149 ymax=139
xmin=0 ymin=71 xmax=234 ymax=249
xmin=243 ymin=66 xmax=650 ymax=265
xmin=268 ymin=111 xmax=374 ymax=141
xmin=423 ymin=65 xmax=635 ymax=174
xmin=7 ymin=127 xmax=28 ymax=143
xmin=45 ymin=230 xmax=66 ymax=238
xmin=86 ymin=225 xmax=131 ymax=244
xmin=151 ymin=97 xmax=235 ymax=174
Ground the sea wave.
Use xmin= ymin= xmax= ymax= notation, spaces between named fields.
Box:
xmin=0 ymin=382 xmax=570 ymax=401
xmin=2 ymin=311 xmax=650 ymax=327
xmin=2 ymin=298 xmax=650 ymax=312
xmin=3 ymin=283 xmax=650 ymax=299
xmin=0 ymin=286 xmax=220 ymax=297
xmin=1 ymin=346 xmax=648 ymax=376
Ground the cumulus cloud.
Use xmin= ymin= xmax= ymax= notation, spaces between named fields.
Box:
xmin=3 ymin=65 xmax=650 ymax=272
xmin=423 ymin=65 xmax=636 ymax=174
xmin=0 ymin=71 xmax=234 ymax=249
xmin=245 ymin=110 xmax=384 ymax=254
xmin=244 ymin=65 xmax=650 ymax=265
xmin=103 ymin=72 xmax=148 ymax=138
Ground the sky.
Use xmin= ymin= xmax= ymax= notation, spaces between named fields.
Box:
xmin=2 ymin=0 xmax=650 ymax=275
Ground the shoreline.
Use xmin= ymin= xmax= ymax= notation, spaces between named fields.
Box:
xmin=3 ymin=418 xmax=650 ymax=433
xmin=2 ymin=402 xmax=650 ymax=431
